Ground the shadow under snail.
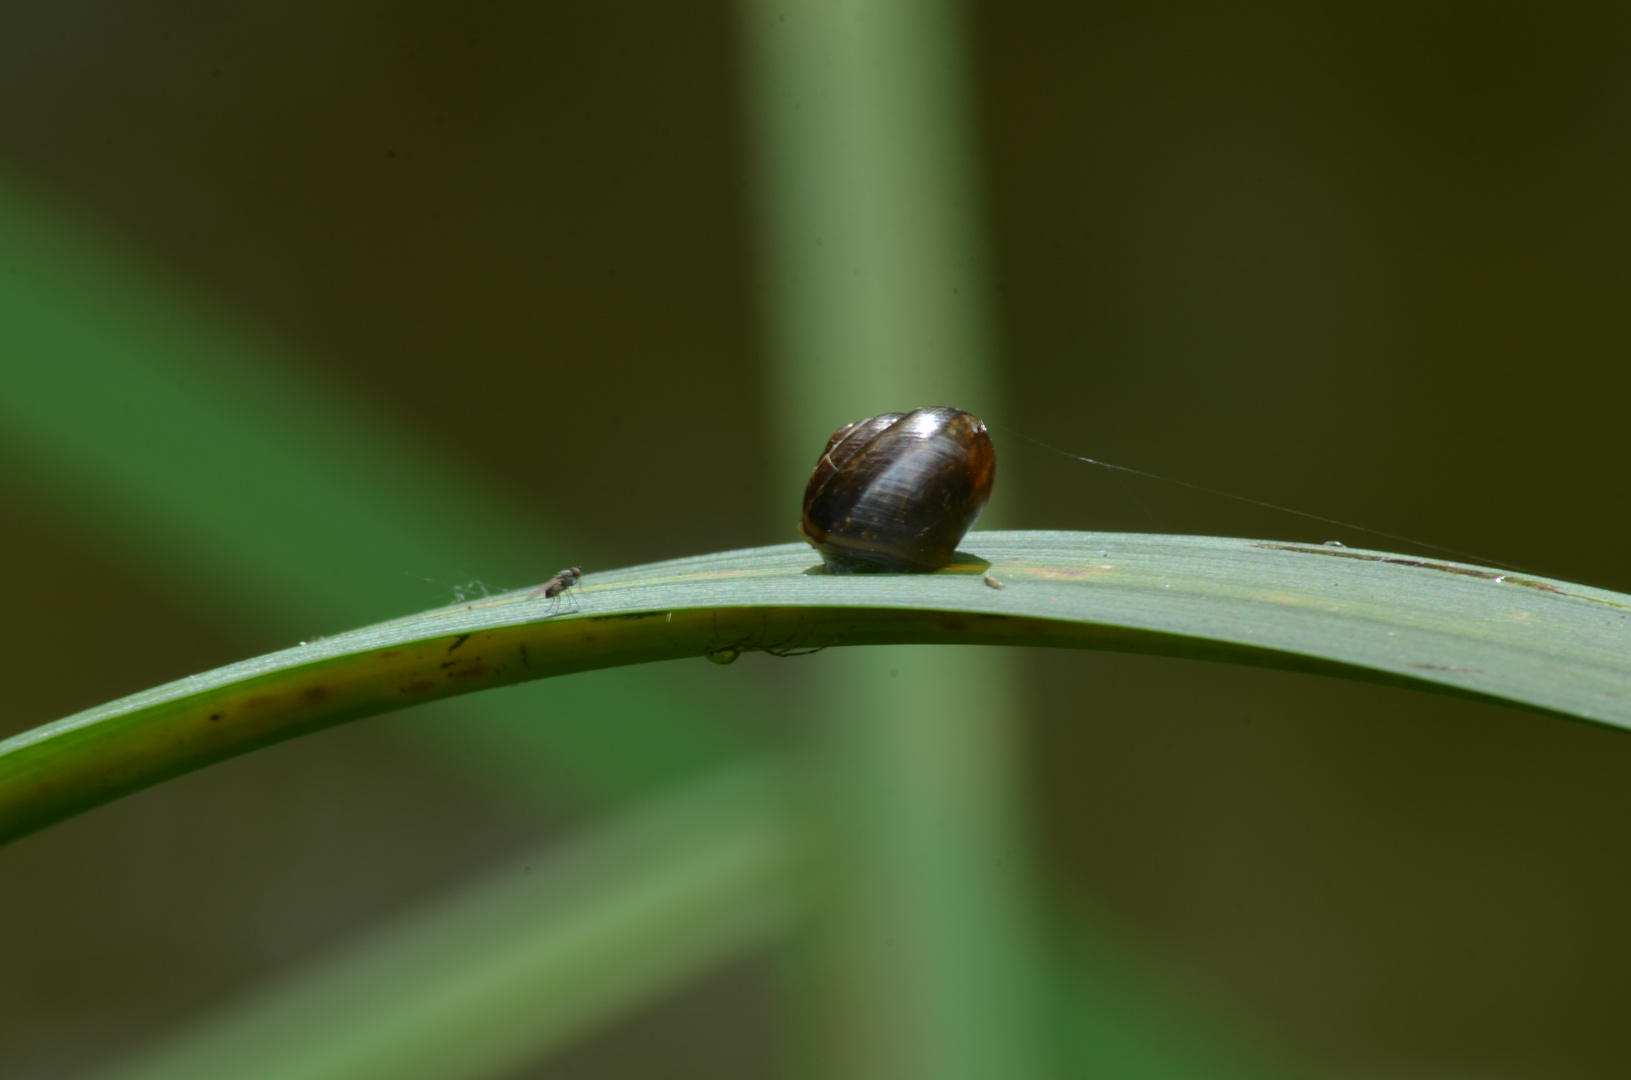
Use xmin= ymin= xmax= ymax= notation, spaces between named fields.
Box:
xmin=798 ymin=406 xmax=995 ymax=573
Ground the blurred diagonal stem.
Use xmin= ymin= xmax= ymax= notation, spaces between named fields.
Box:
xmin=86 ymin=765 xmax=800 ymax=1080
xmin=0 ymin=169 xmax=770 ymax=809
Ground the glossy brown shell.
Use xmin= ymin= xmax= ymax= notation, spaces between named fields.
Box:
xmin=798 ymin=407 xmax=995 ymax=573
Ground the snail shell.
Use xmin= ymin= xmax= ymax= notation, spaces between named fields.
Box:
xmin=798 ymin=407 xmax=995 ymax=573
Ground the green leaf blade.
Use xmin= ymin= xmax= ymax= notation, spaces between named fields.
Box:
xmin=4 ymin=530 xmax=1627 ymax=846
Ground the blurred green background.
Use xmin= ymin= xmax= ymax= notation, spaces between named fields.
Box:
xmin=2 ymin=3 xmax=1630 ymax=1078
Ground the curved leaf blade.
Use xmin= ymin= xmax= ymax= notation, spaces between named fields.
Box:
xmin=4 ymin=530 xmax=1627 ymax=846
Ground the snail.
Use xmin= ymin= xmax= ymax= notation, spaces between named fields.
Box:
xmin=798 ymin=407 xmax=995 ymax=573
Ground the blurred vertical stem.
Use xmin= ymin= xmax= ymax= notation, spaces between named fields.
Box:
xmin=740 ymin=2 xmax=1046 ymax=1078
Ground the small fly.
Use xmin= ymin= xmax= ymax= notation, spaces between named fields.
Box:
xmin=527 ymin=566 xmax=583 ymax=614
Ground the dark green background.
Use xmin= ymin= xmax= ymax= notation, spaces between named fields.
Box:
xmin=1 ymin=3 xmax=1627 ymax=1077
